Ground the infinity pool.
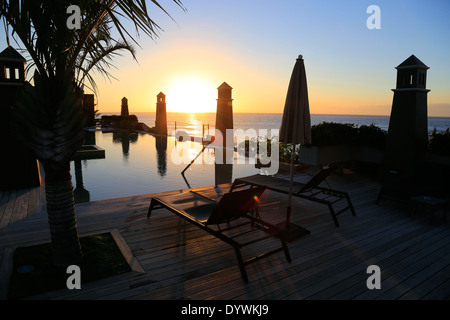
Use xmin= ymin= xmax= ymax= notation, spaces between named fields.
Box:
xmin=70 ymin=130 xmax=263 ymax=203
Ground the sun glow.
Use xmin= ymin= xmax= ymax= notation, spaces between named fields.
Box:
xmin=166 ymin=76 xmax=217 ymax=113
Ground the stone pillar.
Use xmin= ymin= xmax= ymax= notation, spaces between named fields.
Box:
xmin=0 ymin=46 xmax=41 ymax=189
xmin=155 ymin=92 xmax=167 ymax=136
xmin=121 ymin=97 xmax=129 ymax=117
xmin=215 ymin=163 xmax=233 ymax=187
xmin=83 ymin=94 xmax=95 ymax=126
xmin=215 ymin=82 xmax=234 ymax=156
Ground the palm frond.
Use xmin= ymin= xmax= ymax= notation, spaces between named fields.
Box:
xmin=11 ymin=70 xmax=86 ymax=162
xmin=2 ymin=0 xmax=185 ymax=161
xmin=1 ymin=0 xmax=185 ymax=87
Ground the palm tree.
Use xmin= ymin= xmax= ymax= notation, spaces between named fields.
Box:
xmin=0 ymin=0 xmax=184 ymax=267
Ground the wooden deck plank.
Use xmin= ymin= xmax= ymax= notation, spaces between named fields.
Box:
xmin=0 ymin=191 xmax=11 ymax=226
xmin=0 ymin=190 xmax=17 ymax=228
xmin=27 ymin=187 xmax=38 ymax=218
xmin=0 ymin=185 xmax=45 ymax=229
xmin=206 ymin=218 xmax=435 ymax=300
xmin=363 ymin=246 xmax=450 ymax=300
xmin=38 ymin=184 xmax=46 ymax=213
xmin=399 ymin=264 xmax=450 ymax=300
xmin=421 ymin=278 xmax=450 ymax=300
xmin=318 ymin=228 xmax=450 ymax=299
xmin=10 ymin=188 xmax=28 ymax=224
xmin=0 ymin=171 xmax=448 ymax=300
xmin=123 ymin=198 xmax=442 ymax=300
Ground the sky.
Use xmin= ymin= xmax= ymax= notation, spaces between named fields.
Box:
xmin=1 ymin=0 xmax=450 ymax=116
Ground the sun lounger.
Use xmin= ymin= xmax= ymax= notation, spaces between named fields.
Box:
xmin=229 ymin=166 xmax=356 ymax=227
xmin=147 ymin=186 xmax=291 ymax=283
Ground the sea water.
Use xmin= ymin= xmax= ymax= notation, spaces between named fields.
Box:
xmin=131 ymin=112 xmax=450 ymax=134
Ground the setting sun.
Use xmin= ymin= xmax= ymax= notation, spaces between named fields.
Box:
xmin=166 ymin=76 xmax=217 ymax=113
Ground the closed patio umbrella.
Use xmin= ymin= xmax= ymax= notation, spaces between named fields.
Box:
xmin=279 ymin=55 xmax=312 ymax=236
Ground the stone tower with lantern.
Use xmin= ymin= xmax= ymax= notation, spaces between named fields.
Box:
xmin=214 ymin=82 xmax=234 ymax=186
xmin=155 ymin=92 xmax=167 ymax=136
xmin=215 ymin=82 xmax=234 ymax=150
xmin=380 ymin=55 xmax=430 ymax=184
xmin=121 ymin=97 xmax=129 ymax=117
xmin=214 ymin=82 xmax=234 ymax=185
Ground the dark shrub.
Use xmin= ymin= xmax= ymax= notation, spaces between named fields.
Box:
xmin=308 ymin=122 xmax=357 ymax=147
xmin=429 ymin=128 xmax=450 ymax=156
xmin=355 ymin=124 xmax=387 ymax=148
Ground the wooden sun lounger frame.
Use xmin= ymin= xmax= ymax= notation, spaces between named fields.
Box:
xmin=229 ymin=166 xmax=356 ymax=227
xmin=147 ymin=187 xmax=291 ymax=283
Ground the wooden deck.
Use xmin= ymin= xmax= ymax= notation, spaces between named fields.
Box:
xmin=0 ymin=161 xmax=46 ymax=229
xmin=0 ymin=170 xmax=449 ymax=300
xmin=0 ymin=185 xmax=46 ymax=229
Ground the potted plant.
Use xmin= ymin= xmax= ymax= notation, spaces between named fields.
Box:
xmin=278 ymin=142 xmax=309 ymax=172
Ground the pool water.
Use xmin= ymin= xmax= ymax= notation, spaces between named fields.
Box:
xmin=70 ymin=130 xmax=263 ymax=203
xmin=71 ymin=112 xmax=450 ymax=203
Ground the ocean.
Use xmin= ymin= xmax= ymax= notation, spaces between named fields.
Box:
xmin=103 ymin=112 xmax=450 ymax=135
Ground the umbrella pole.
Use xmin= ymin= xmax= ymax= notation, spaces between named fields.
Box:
xmin=287 ymin=143 xmax=296 ymax=225
xmin=279 ymin=142 xmax=310 ymax=242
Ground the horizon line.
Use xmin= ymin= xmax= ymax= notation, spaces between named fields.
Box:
xmin=97 ymin=111 xmax=450 ymax=118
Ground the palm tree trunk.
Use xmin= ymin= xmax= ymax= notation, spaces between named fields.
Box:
xmin=44 ymin=161 xmax=83 ymax=267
